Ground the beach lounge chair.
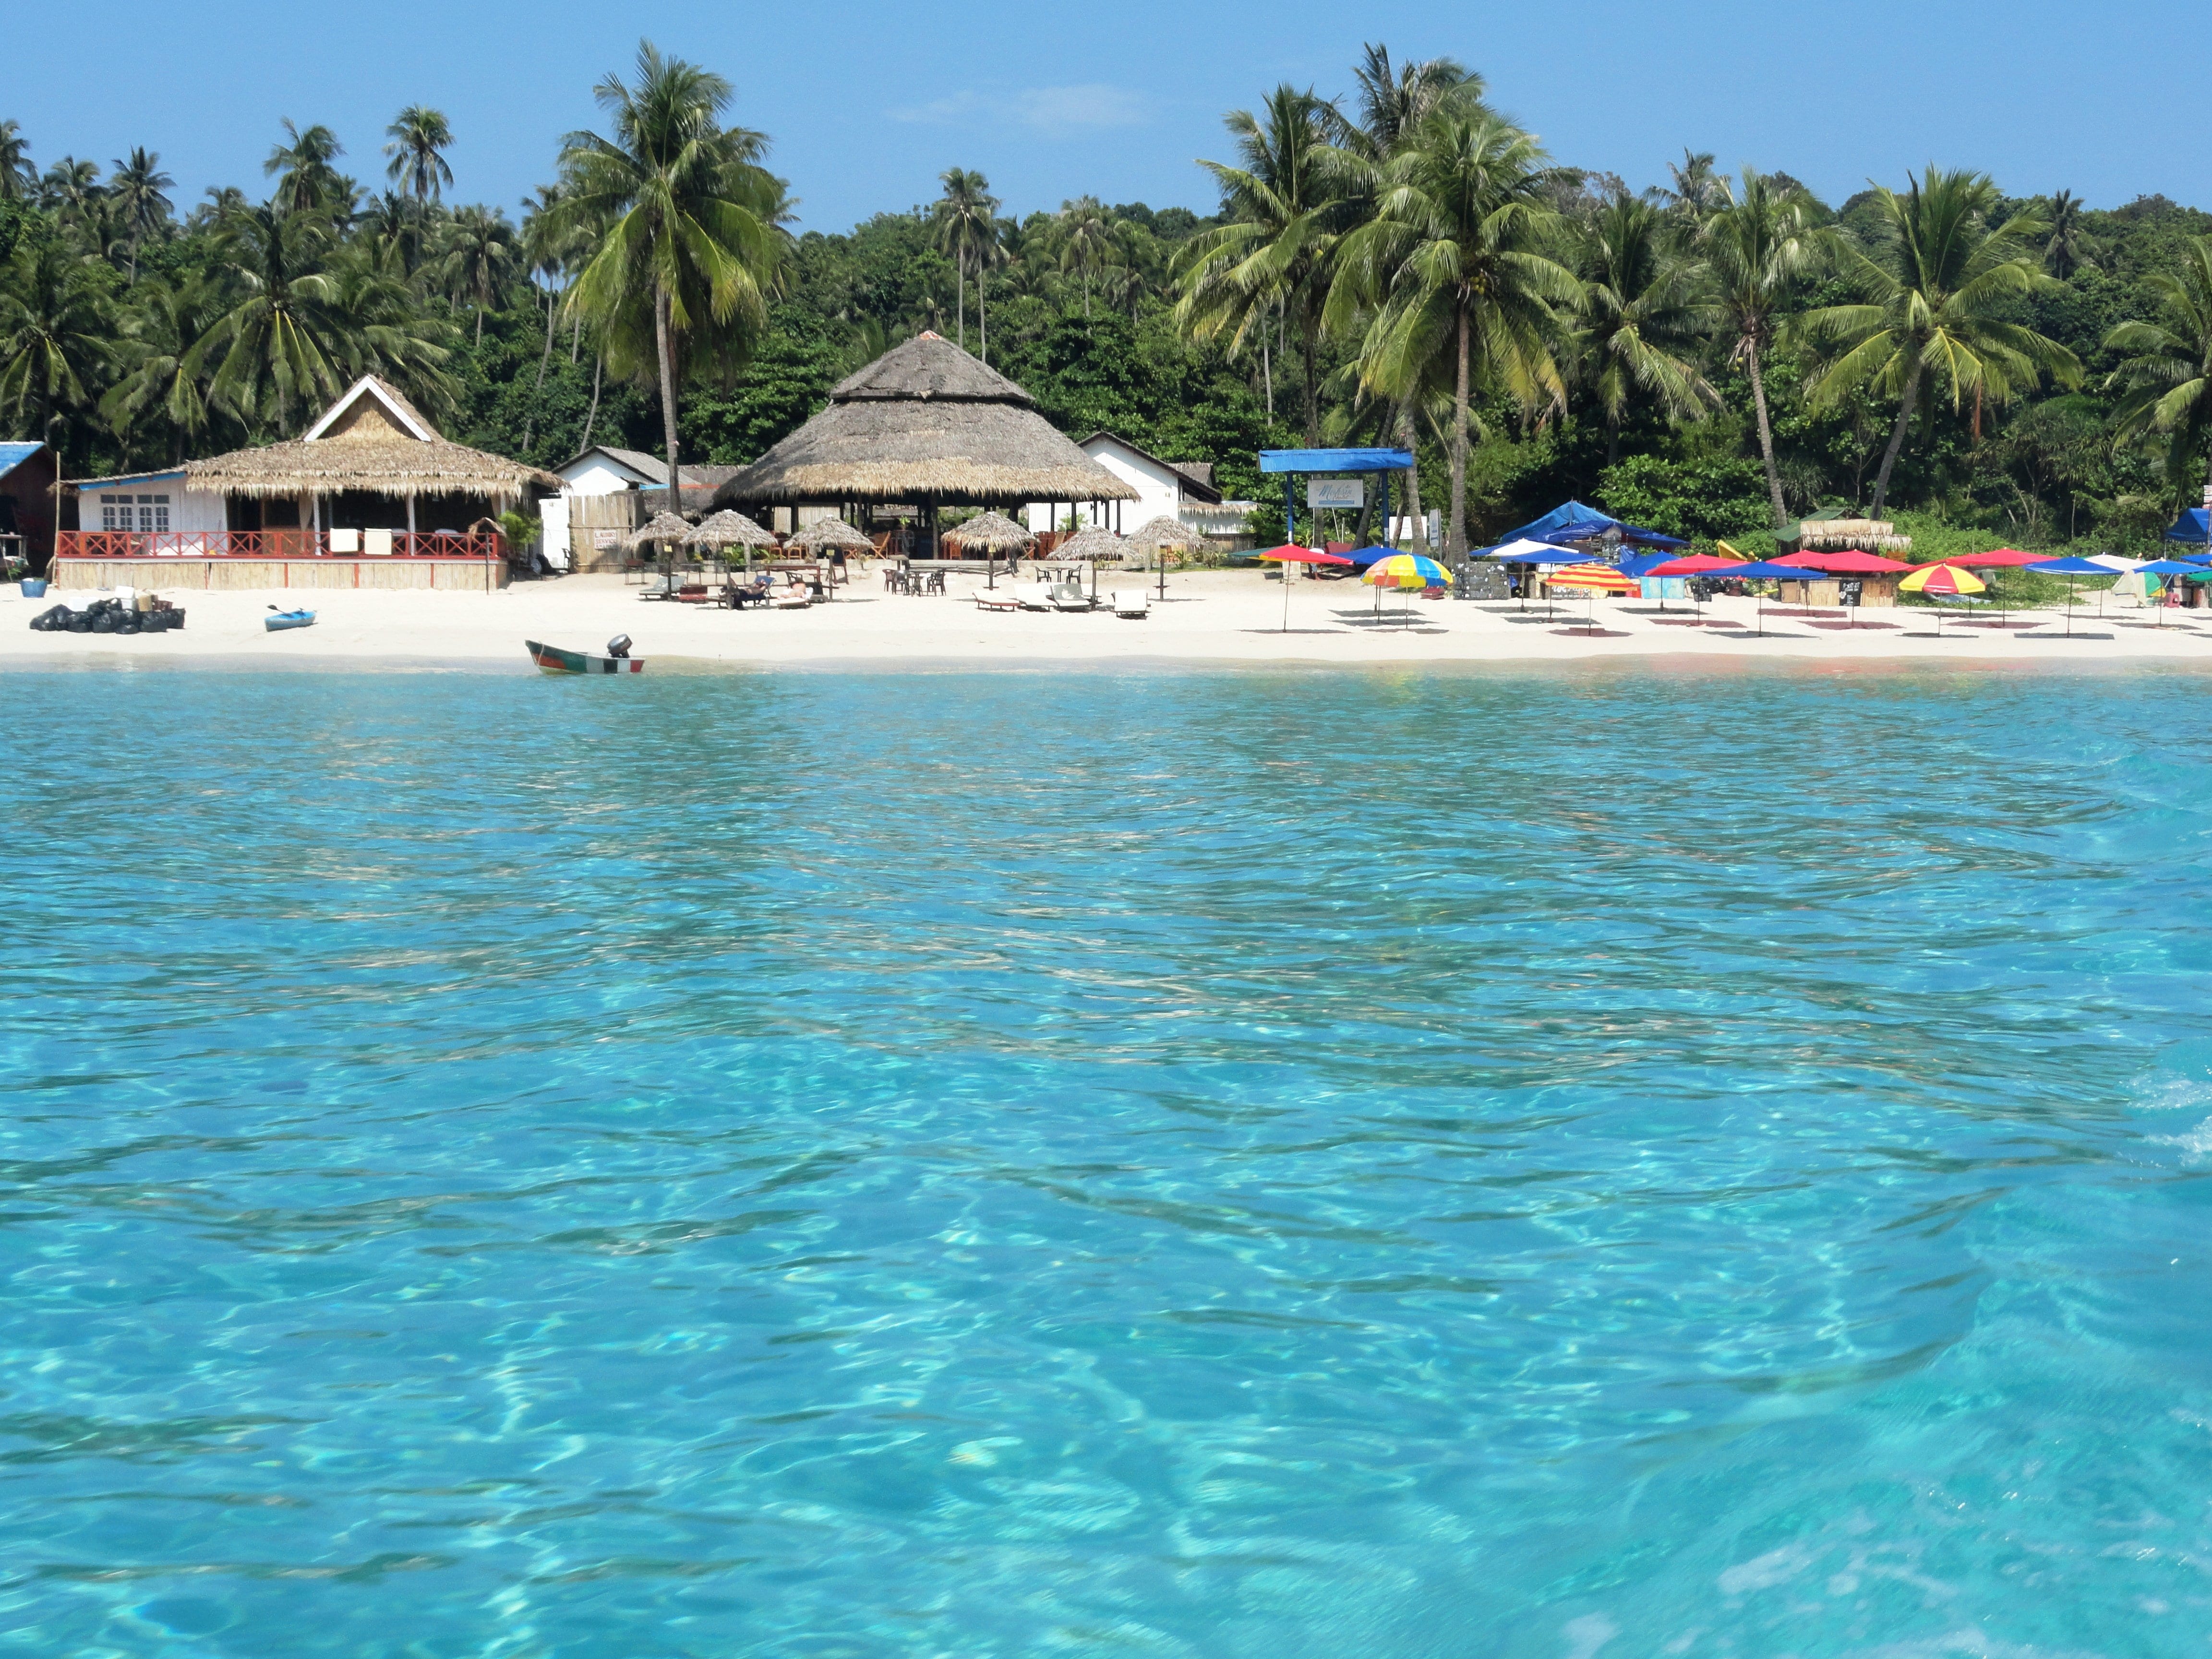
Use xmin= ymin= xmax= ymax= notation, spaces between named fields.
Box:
xmin=974 ymin=590 xmax=1023 ymax=613
xmin=1112 ymin=590 xmax=1150 ymax=619
xmin=1047 ymin=581 xmax=1094 ymax=612
xmin=1016 ymin=585 xmax=1056 ymax=612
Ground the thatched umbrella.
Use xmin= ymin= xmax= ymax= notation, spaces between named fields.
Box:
xmin=943 ymin=510 xmax=1035 ymax=588
xmin=628 ymin=510 xmax=696 ymax=551
xmin=1798 ymin=517 xmax=1912 ymax=553
xmin=686 ymin=508 xmax=778 ymax=578
xmin=1124 ymin=514 xmax=1205 ymax=600
xmin=786 ymin=516 xmax=874 ymax=553
xmin=1053 ymin=526 xmax=1127 ymax=602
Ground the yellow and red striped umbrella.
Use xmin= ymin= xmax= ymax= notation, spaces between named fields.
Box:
xmin=1544 ymin=563 xmax=1639 ymax=593
xmin=1898 ymin=563 xmax=1986 ymax=595
xmin=1361 ymin=553 xmax=1454 ymax=589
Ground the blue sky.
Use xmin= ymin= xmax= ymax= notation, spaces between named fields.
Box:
xmin=9 ymin=0 xmax=2204 ymax=232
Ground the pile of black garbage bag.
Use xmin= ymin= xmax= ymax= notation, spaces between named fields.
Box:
xmin=28 ymin=596 xmax=187 ymax=634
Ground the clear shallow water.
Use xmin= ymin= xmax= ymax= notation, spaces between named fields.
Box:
xmin=3 ymin=662 xmax=2211 ymax=1658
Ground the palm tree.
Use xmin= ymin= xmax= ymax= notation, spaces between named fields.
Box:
xmin=974 ymin=212 xmax=1012 ymax=364
xmin=184 ymin=204 xmax=348 ymax=432
xmin=1175 ymin=85 xmax=1347 ymax=445
xmin=0 ymin=237 xmax=110 ymax=461
xmin=37 ymin=157 xmax=102 ymax=217
xmin=1576 ymin=192 xmax=1717 ymax=464
xmin=1348 ymin=43 xmax=1481 ymax=156
xmin=1325 ymin=109 xmax=1577 ymax=554
xmin=1658 ymin=149 xmax=1726 ymax=229
xmin=101 ymin=273 xmax=223 ymax=462
xmin=1054 ymin=195 xmax=1120 ymax=318
xmin=1799 ymin=167 xmax=2080 ymax=518
xmin=437 ymin=204 xmax=520 ymax=345
xmin=930 ymin=168 xmax=998 ymax=349
xmin=264 ymin=121 xmax=348 ymax=219
xmin=553 ymin=39 xmax=782 ymax=514
xmin=2104 ymin=235 xmax=2212 ymax=510
xmin=108 ymin=148 xmax=174 ymax=277
xmin=1698 ymin=167 xmax=1833 ymax=526
xmin=0 ymin=121 xmax=33 ymax=201
xmin=2044 ymin=189 xmax=2100 ymax=279
xmin=384 ymin=107 xmax=455 ymax=204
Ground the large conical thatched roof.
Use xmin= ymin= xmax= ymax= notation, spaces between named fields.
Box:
xmin=1054 ymin=527 xmax=1128 ymax=562
xmin=714 ymin=333 xmax=1138 ymax=508
xmin=184 ymin=374 xmax=560 ymax=502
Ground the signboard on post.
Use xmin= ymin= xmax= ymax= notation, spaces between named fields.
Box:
xmin=1307 ymin=478 xmax=1365 ymax=510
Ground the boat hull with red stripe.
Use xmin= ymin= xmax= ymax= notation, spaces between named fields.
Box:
xmin=527 ymin=639 xmax=644 ymax=674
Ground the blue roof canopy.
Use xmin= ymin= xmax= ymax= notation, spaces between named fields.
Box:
xmin=2165 ymin=508 xmax=2210 ymax=543
xmin=0 ymin=441 xmax=44 ymax=484
xmin=1502 ymin=498 xmax=1687 ymax=550
xmin=1259 ymin=447 xmax=1415 ymax=474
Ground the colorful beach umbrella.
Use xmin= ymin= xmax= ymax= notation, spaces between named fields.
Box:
xmin=1637 ymin=552 xmax=1744 ymax=619
xmin=1789 ymin=549 xmax=1914 ymax=574
xmin=1258 ymin=543 xmax=1354 ymax=632
xmin=1899 ymin=561 xmax=1985 ymax=637
xmin=1362 ymin=552 xmax=1453 ymax=589
xmin=1707 ymin=561 xmax=1827 ymax=637
xmin=1361 ymin=551 xmax=1452 ymax=627
xmin=2132 ymin=559 xmax=2203 ymax=625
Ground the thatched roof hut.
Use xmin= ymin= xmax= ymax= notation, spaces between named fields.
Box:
xmin=184 ymin=375 xmax=559 ymax=504
xmin=712 ymin=334 xmax=1138 ymax=510
xmin=1784 ymin=510 xmax=1912 ymax=554
xmin=685 ymin=509 xmax=777 ymax=550
xmin=943 ymin=510 xmax=1035 ymax=553
xmin=785 ymin=516 xmax=874 ymax=553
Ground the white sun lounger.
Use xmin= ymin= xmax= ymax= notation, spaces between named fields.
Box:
xmin=974 ymin=590 xmax=1023 ymax=612
xmin=1112 ymin=590 xmax=1150 ymax=619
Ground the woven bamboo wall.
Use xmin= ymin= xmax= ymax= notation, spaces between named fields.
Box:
xmin=50 ymin=558 xmax=509 ymax=592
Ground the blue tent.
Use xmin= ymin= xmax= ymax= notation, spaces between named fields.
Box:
xmin=2165 ymin=508 xmax=2211 ymax=545
xmin=1499 ymin=499 xmax=1687 ymax=550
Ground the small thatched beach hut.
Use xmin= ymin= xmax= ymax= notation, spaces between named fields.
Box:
xmin=184 ymin=374 xmax=558 ymax=549
xmin=713 ymin=333 xmax=1135 ymax=557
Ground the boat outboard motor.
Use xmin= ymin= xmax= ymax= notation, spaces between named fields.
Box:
xmin=606 ymin=634 xmax=632 ymax=660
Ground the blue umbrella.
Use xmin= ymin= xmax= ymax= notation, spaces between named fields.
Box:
xmin=1476 ymin=538 xmax=1597 ymax=613
xmin=2129 ymin=559 xmax=2202 ymax=626
xmin=1696 ymin=561 xmax=1827 ymax=637
xmin=2028 ymin=556 xmax=2124 ymax=635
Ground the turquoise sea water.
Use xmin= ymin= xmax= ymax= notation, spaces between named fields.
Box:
xmin=3 ymin=662 xmax=2211 ymax=1657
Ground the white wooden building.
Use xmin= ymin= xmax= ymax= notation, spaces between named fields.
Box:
xmin=541 ymin=446 xmax=743 ymax=570
xmin=1025 ymin=433 xmax=1243 ymax=539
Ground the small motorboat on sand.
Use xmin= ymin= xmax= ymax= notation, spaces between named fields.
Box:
xmin=528 ymin=635 xmax=644 ymax=674
xmin=264 ymin=607 xmax=316 ymax=632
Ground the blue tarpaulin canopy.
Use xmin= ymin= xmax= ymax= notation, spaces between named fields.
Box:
xmin=1259 ymin=448 xmax=1415 ymax=474
xmin=2165 ymin=508 xmax=2210 ymax=544
xmin=1500 ymin=499 xmax=1687 ymax=550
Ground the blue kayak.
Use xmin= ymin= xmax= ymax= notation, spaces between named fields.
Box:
xmin=264 ymin=609 xmax=316 ymax=632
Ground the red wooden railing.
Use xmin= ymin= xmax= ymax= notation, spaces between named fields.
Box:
xmin=57 ymin=530 xmax=506 ymax=560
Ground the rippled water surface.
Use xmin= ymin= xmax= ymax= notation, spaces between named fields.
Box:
xmin=4 ymin=662 xmax=2211 ymax=1657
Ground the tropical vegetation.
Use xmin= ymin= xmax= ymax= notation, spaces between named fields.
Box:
xmin=3 ymin=42 xmax=2210 ymax=556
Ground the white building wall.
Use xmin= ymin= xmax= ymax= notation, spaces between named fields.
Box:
xmin=80 ymin=474 xmax=226 ymax=536
xmin=558 ymin=458 xmax=650 ymax=496
xmin=1023 ymin=439 xmax=1180 ymax=534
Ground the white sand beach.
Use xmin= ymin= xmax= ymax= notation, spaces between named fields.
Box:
xmin=5 ymin=568 xmax=2205 ymax=670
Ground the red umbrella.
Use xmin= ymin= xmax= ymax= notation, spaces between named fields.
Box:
xmin=1257 ymin=544 xmax=1354 ymax=632
xmin=1784 ymin=549 xmax=1914 ymax=627
xmin=1641 ymin=553 xmax=1743 ymax=622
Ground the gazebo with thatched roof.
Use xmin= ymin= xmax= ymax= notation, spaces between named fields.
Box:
xmin=184 ymin=374 xmax=559 ymax=549
xmin=712 ymin=333 xmax=1136 ymax=557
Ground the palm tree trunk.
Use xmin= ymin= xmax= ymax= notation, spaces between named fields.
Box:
xmin=655 ymin=286 xmax=682 ymax=516
xmin=581 ymin=354 xmax=603 ymax=448
xmin=1399 ymin=400 xmax=1426 ymax=551
xmin=525 ymin=289 xmax=554 ymax=451
xmin=1745 ymin=336 xmax=1786 ymax=527
xmin=956 ymin=253 xmax=965 ymax=349
xmin=1605 ymin=417 xmax=1621 ymax=469
xmin=1868 ymin=362 xmax=1923 ymax=520
xmin=475 ymin=303 xmax=484 ymax=348
xmin=1300 ymin=302 xmax=1321 ymax=448
xmin=1261 ymin=323 xmax=1274 ymax=421
xmin=1446 ymin=303 xmax=1471 ymax=557
xmin=979 ymin=265 xmax=988 ymax=365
